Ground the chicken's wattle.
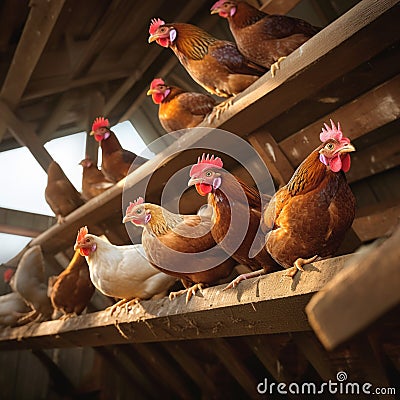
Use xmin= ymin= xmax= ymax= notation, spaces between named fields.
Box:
xmin=196 ymin=183 xmax=212 ymax=196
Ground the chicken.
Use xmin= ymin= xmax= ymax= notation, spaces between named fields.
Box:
xmin=261 ymin=120 xmax=356 ymax=278
xmin=210 ymin=1 xmax=320 ymax=76
xmin=188 ymin=154 xmax=280 ymax=289
xmin=79 ymin=156 xmax=114 ymax=200
xmin=0 ymin=292 xmax=32 ymax=327
xmin=148 ymin=18 xmax=266 ymax=119
xmin=90 ymin=117 xmax=148 ymax=183
xmin=123 ymin=197 xmax=237 ymax=303
xmin=9 ymin=245 xmax=53 ymax=323
xmin=74 ymin=226 xmax=176 ymax=314
xmin=49 ymin=250 xmax=95 ymax=319
xmin=45 ymin=160 xmax=84 ymax=224
xmin=147 ymin=78 xmax=216 ymax=134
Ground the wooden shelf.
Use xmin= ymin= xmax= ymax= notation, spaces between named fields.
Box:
xmin=0 ymin=255 xmax=350 ymax=350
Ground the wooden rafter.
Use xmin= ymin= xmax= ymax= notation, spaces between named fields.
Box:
xmin=0 ymin=0 xmax=66 ymax=142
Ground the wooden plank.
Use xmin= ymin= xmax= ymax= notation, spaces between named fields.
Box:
xmin=353 ymin=203 xmax=400 ymax=242
xmin=248 ymin=130 xmax=294 ymax=187
xmin=0 ymin=0 xmax=66 ymax=142
xmin=0 ymin=256 xmax=349 ymax=350
xmin=280 ymin=75 xmax=400 ymax=166
xmin=210 ymin=0 xmax=399 ymax=137
xmin=260 ymin=0 xmax=303 ymax=14
xmin=306 ymin=226 xmax=400 ymax=350
xmin=161 ymin=342 xmax=219 ymax=395
xmin=347 ymin=133 xmax=400 ymax=183
xmin=0 ymin=208 xmax=55 ymax=238
xmin=212 ymin=338 xmax=259 ymax=397
xmin=130 ymin=343 xmax=194 ymax=399
xmin=0 ymin=100 xmax=54 ymax=171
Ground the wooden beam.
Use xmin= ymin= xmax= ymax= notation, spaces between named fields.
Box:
xmin=0 ymin=0 xmax=66 ymax=142
xmin=0 ymin=208 xmax=55 ymax=238
xmin=209 ymin=0 xmax=399 ymax=137
xmin=0 ymin=100 xmax=53 ymax=171
xmin=347 ymin=133 xmax=400 ymax=184
xmin=247 ymin=130 xmax=294 ymax=187
xmin=260 ymin=0 xmax=303 ymax=14
xmin=212 ymin=338 xmax=259 ymax=397
xmin=353 ymin=202 xmax=400 ymax=242
xmin=0 ymin=256 xmax=349 ymax=350
xmin=38 ymin=93 xmax=75 ymax=143
xmin=280 ymin=75 xmax=400 ymax=166
xmin=306 ymin=226 xmax=400 ymax=350
xmin=71 ymin=0 xmax=134 ymax=79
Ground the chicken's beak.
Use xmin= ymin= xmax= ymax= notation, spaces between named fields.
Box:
xmin=210 ymin=8 xmax=220 ymax=14
xmin=147 ymin=89 xmax=155 ymax=96
xmin=148 ymin=35 xmax=157 ymax=43
xmin=89 ymin=130 xmax=95 ymax=136
xmin=338 ymin=143 xmax=356 ymax=154
xmin=188 ymin=177 xmax=202 ymax=187
xmin=122 ymin=214 xmax=132 ymax=224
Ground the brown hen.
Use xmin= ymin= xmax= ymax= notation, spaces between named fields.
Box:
xmin=123 ymin=197 xmax=236 ymax=303
xmin=45 ymin=161 xmax=84 ymax=224
xmin=188 ymin=154 xmax=280 ymax=289
xmin=147 ymin=78 xmax=216 ymax=134
xmin=49 ymin=250 xmax=95 ymax=319
xmin=211 ymin=1 xmax=320 ymax=76
xmin=262 ymin=120 xmax=356 ymax=278
xmin=90 ymin=117 xmax=148 ymax=183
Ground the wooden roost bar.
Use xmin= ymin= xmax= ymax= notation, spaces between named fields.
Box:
xmin=0 ymin=0 xmax=399 ymax=398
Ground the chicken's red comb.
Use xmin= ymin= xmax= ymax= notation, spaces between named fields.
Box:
xmin=3 ymin=268 xmax=14 ymax=283
xmin=149 ymin=18 xmax=165 ymax=35
xmin=150 ymin=78 xmax=165 ymax=89
xmin=320 ymin=120 xmax=349 ymax=143
xmin=190 ymin=153 xmax=223 ymax=176
xmin=76 ymin=226 xmax=88 ymax=243
xmin=126 ymin=197 xmax=144 ymax=215
xmin=91 ymin=117 xmax=110 ymax=132
xmin=211 ymin=0 xmax=227 ymax=11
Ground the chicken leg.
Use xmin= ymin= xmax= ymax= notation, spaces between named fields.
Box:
xmin=223 ymin=268 xmax=265 ymax=291
xmin=285 ymin=255 xmax=318 ymax=278
xmin=169 ymin=283 xmax=205 ymax=304
xmin=270 ymin=56 xmax=286 ymax=77
xmin=207 ymin=96 xmax=235 ymax=124
xmin=109 ymin=297 xmax=140 ymax=316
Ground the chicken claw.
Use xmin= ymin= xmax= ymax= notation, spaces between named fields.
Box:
xmin=56 ymin=215 xmax=66 ymax=224
xmin=169 ymin=283 xmax=205 ymax=304
xmin=285 ymin=255 xmax=318 ymax=278
xmin=207 ymin=97 xmax=235 ymax=124
xmin=270 ymin=56 xmax=286 ymax=77
xmin=109 ymin=298 xmax=140 ymax=316
xmin=223 ymin=268 xmax=265 ymax=291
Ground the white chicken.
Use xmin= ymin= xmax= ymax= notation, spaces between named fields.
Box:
xmin=0 ymin=291 xmax=32 ymax=327
xmin=74 ymin=226 xmax=176 ymax=314
xmin=9 ymin=245 xmax=53 ymax=323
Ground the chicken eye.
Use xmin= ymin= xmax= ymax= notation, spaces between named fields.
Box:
xmin=325 ymin=143 xmax=334 ymax=150
xmin=205 ymin=171 xmax=213 ymax=177
xmin=136 ymin=208 xmax=142 ymax=214
xmin=85 ymin=238 xmax=90 ymax=243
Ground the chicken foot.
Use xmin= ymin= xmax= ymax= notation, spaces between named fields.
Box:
xmin=207 ymin=96 xmax=235 ymax=124
xmin=285 ymin=255 xmax=318 ymax=278
xmin=109 ymin=297 xmax=140 ymax=316
xmin=169 ymin=283 xmax=205 ymax=304
xmin=223 ymin=268 xmax=265 ymax=291
xmin=270 ymin=56 xmax=286 ymax=77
